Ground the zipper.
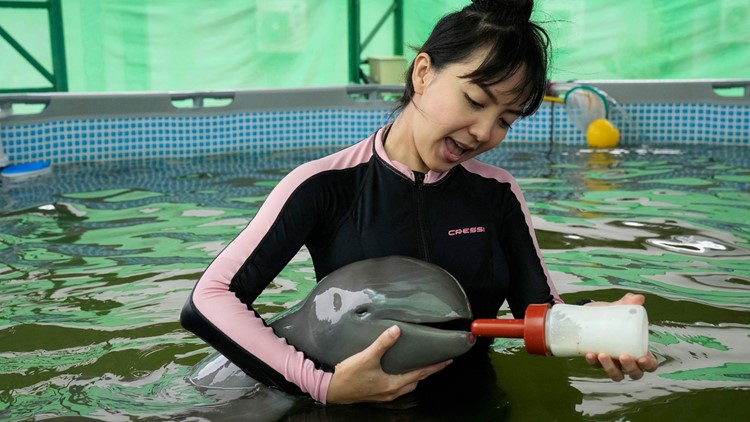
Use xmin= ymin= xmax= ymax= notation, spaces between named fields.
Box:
xmin=413 ymin=171 xmax=432 ymax=262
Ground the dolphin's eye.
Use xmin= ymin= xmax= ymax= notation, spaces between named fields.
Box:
xmin=354 ymin=306 xmax=370 ymax=318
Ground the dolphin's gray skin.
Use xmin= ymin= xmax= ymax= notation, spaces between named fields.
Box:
xmin=189 ymin=255 xmax=475 ymax=392
xmin=272 ymin=255 xmax=475 ymax=373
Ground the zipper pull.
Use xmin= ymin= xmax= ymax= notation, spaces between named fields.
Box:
xmin=414 ymin=171 xmax=425 ymax=187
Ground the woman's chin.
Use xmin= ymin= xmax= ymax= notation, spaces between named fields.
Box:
xmin=427 ymin=159 xmax=460 ymax=174
xmin=432 ymin=151 xmax=466 ymax=172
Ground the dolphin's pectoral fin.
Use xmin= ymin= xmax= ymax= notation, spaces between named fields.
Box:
xmin=188 ymin=352 xmax=263 ymax=392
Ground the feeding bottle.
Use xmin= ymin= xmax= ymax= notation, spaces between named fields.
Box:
xmin=471 ymin=303 xmax=649 ymax=358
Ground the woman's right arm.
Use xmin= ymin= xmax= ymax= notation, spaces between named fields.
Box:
xmin=181 ymin=136 xmax=451 ymax=403
xmin=180 ymin=164 xmax=335 ymax=402
xmin=181 ymin=184 xmax=452 ymax=404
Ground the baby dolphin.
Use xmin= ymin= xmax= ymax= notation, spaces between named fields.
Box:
xmin=189 ymin=255 xmax=475 ymax=390
xmin=273 ymin=255 xmax=476 ymax=373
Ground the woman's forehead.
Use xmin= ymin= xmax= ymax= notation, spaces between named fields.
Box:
xmin=455 ymin=64 xmax=528 ymax=100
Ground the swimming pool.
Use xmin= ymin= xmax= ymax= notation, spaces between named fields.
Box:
xmin=1 ymin=140 xmax=748 ymax=420
xmin=1 ymin=83 xmax=749 ymax=420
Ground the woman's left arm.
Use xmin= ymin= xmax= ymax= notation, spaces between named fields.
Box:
xmin=493 ymin=167 xmax=562 ymax=318
xmin=494 ymin=167 xmax=658 ymax=380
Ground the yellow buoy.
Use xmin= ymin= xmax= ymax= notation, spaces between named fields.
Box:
xmin=586 ymin=118 xmax=620 ymax=148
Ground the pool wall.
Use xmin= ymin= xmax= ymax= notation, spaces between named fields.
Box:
xmin=0 ymin=80 xmax=748 ymax=165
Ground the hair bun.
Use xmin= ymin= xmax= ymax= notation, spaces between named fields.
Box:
xmin=470 ymin=0 xmax=533 ymax=22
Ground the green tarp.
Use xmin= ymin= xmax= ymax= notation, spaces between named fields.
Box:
xmin=1 ymin=0 xmax=747 ymax=92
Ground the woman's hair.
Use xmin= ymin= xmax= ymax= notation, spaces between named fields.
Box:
xmin=397 ymin=0 xmax=550 ymax=118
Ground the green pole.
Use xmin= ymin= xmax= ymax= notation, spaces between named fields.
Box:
xmin=48 ymin=0 xmax=68 ymax=91
xmin=0 ymin=1 xmax=44 ymax=8
xmin=0 ymin=25 xmax=54 ymax=83
xmin=347 ymin=0 xmax=361 ymax=84
xmin=360 ymin=2 xmax=397 ymax=52
xmin=0 ymin=0 xmax=68 ymax=92
xmin=394 ymin=0 xmax=403 ymax=56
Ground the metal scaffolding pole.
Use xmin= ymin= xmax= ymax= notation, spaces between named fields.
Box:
xmin=347 ymin=0 xmax=404 ymax=84
xmin=0 ymin=0 xmax=68 ymax=93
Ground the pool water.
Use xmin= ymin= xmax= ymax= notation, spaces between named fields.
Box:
xmin=1 ymin=142 xmax=749 ymax=421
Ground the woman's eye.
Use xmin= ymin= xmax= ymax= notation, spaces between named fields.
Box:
xmin=465 ymin=94 xmax=483 ymax=109
xmin=499 ymin=118 xmax=512 ymax=129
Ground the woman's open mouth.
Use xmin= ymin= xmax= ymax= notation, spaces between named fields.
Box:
xmin=444 ymin=137 xmax=469 ymax=162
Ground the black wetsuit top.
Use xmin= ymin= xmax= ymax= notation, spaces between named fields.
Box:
xmin=181 ymin=126 xmax=560 ymax=402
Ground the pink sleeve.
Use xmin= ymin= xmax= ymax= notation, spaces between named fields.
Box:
xmin=189 ymin=135 xmax=377 ymax=403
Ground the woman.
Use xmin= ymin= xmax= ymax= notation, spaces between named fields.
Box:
xmin=181 ymin=0 xmax=658 ymax=405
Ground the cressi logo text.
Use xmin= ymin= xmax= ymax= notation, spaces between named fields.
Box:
xmin=448 ymin=226 xmax=486 ymax=236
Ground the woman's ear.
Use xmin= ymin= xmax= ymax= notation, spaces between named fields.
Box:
xmin=411 ymin=52 xmax=434 ymax=95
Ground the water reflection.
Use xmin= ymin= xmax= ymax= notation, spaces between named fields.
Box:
xmin=572 ymin=321 xmax=750 ymax=418
xmin=1 ymin=143 xmax=749 ymax=420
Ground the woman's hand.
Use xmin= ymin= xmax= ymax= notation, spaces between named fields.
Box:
xmin=325 ymin=325 xmax=452 ymax=404
xmin=583 ymin=293 xmax=659 ymax=381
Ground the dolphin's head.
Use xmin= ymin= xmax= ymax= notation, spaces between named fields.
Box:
xmin=271 ymin=256 xmax=475 ymax=373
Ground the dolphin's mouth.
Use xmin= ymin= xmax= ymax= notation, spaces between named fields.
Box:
xmin=419 ymin=318 xmax=472 ymax=332
xmin=381 ymin=316 xmax=477 ymax=373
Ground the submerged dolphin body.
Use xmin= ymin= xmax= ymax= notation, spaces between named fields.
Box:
xmin=189 ymin=256 xmax=475 ymax=391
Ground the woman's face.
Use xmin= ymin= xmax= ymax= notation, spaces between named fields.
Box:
xmin=405 ymin=50 xmax=528 ymax=173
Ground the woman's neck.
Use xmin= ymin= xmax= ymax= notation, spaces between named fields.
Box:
xmin=383 ymin=113 xmax=429 ymax=173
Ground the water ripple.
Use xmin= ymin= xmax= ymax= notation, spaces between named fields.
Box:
xmin=1 ymin=144 xmax=748 ymax=420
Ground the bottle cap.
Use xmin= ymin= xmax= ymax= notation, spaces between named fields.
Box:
xmin=523 ymin=303 xmax=550 ymax=356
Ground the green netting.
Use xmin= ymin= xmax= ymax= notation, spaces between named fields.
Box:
xmin=1 ymin=0 xmax=748 ymax=92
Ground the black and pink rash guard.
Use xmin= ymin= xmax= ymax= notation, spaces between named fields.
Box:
xmin=180 ymin=126 xmax=562 ymax=403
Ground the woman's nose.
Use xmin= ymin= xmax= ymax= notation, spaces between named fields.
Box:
xmin=469 ymin=118 xmax=495 ymax=144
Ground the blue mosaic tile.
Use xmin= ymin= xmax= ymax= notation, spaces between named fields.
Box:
xmin=1 ymin=102 xmax=748 ymax=165
xmin=1 ymin=109 xmax=392 ymax=164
